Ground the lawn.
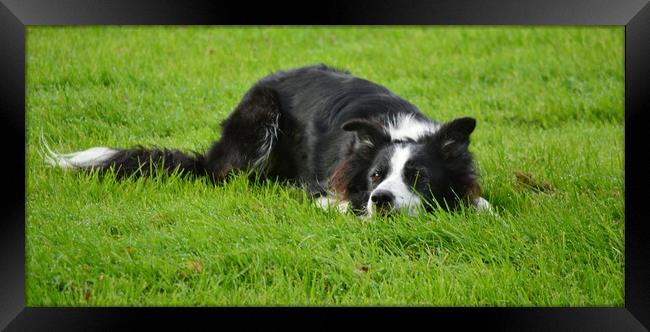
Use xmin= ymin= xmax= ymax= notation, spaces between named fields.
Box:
xmin=26 ymin=26 xmax=624 ymax=306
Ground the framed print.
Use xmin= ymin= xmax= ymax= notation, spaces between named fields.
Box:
xmin=1 ymin=0 xmax=649 ymax=330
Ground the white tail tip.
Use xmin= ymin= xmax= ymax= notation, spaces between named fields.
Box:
xmin=40 ymin=136 xmax=117 ymax=169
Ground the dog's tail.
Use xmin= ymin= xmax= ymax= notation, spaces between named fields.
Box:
xmin=41 ymin=136 xmax=206 ymax=179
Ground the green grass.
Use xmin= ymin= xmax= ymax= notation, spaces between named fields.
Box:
xmin=26 ymin=26 xmax=624 ymax=306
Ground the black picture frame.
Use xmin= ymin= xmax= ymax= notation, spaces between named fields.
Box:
xmin=1 ymin=0 xmax=648 ymax=330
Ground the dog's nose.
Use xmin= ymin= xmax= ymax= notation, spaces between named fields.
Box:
xmin=371 ymin=191 xmax=395 ymax=210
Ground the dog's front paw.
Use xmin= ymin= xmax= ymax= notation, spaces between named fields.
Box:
xmin=472 ymin=197 xmax=494 ymax=214
xmin=315 ymin=196 xmax=350 ymax=213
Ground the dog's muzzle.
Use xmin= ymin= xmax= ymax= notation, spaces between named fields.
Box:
xmin=370 ymin=190 xmax=395 ymax=214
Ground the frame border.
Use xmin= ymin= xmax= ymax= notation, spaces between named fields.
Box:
xmin=1 ymin=0 xmax=648 ymax=330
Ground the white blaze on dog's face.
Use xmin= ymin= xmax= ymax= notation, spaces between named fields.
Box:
xmin=366 ymin=145 xmax=422 ymax=216
xmin=386 ymin=113 xmax=439 ymax=142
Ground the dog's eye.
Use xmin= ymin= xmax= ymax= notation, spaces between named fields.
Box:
xmin=370 ymin=169 xmax=383 ymax=183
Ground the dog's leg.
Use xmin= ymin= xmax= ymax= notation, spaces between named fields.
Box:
xmin=204 ymin=85 xmax=281 ymax=183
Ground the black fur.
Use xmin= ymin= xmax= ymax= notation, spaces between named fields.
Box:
xmin=102 ymin=147 xmax=206 ymax=178
xmin=88 ymin=64 xmax=481 ymax=214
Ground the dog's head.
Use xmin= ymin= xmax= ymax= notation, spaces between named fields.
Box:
xmin=340 ymin=115 xmax=480 ymax=216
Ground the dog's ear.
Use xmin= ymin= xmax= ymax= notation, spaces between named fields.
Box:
xmin=431 ymin=117 xmax=476 ymax=158
xmin=341 ymin=119 xmax=388 ymax=146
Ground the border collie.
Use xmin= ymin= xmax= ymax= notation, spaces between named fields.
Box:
xmin=44 ymin=64 xmax=491 ymax=217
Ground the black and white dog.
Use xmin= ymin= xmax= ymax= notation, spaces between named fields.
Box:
xmin=45 ymin=64 xmax=491 ymax=217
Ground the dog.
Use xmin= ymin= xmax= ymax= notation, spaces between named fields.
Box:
xmin=44 ymin=64 xmax=491 ymax=217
